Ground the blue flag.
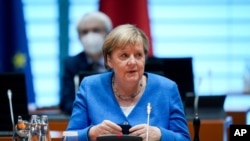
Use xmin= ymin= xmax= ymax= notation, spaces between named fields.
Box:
xmin=0 ymin=0 xmax=35 ymax=104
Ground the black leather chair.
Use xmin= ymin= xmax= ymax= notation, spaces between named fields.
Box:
xmin=145 ymin=57 xmax=195 ymax=102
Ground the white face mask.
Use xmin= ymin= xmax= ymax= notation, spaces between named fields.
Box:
xmin=80 ymin=32 xmax=105 ymax=55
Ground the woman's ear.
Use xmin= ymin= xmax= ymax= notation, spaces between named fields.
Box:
xmin=107 ymin=55 xmax=112 ymax=69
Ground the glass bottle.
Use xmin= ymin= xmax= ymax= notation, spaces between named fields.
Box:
xmin=29 ymin=115 xmax=39 ymax=141
xmin=40 ymin=115 xmax=51 ymax=141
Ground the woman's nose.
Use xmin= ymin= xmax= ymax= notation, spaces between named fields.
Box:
xmin=127 ymin=56 xmax=136 ymax=65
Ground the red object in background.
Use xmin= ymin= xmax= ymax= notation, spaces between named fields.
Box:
xmin=99 ymin=0 xmax=153 ymax=56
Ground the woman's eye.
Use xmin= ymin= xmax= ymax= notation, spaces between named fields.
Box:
xmin=135 ymin=53 xmax=142 ymax=58
xmin=120 ymin=54 xmax=128 ymax=58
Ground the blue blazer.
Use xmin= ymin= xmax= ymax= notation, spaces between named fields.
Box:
xmin=67 ymin=72 xmax=191 ymax=141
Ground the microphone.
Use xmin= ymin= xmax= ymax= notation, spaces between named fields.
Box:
xmin=146 ymin=103 xmax=151 ymax=141
xmin=194 ymin=94 xmax=199 ymax=115
xmin=7 ymin=89 xmax=15 ymax=129
xmin=193 ymin=77 xmax=201 ymax=141
xmin=74 ymin=75 xmax=80 ymax=93
xmin=194 ymin=77 xmax=202 ymax=115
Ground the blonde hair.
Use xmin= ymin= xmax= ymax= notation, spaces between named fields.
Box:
xmin=102 ymin=24 xmax=149 ymax=69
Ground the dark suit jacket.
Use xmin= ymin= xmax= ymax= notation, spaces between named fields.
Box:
xmin=59 ymin=52 xmax=95 ymax=115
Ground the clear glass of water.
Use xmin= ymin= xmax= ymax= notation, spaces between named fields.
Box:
xmin=62 ymin=131 xmax=78 ymax=141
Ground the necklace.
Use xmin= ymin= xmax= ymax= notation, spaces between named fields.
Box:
xmin=112 ymin=76 xmax=143 ymax=101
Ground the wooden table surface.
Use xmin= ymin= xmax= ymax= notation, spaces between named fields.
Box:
xmin=188 ymin=116 xmax=232 ymax=141
xmin=0 ymin=130 xmax=63 ymax=141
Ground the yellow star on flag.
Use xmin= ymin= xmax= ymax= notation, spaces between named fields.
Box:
xmin=12 ymin=52 xmax=26 ymax=69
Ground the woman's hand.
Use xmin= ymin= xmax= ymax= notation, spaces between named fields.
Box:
xmin=129 ymin=124 xmax=161 ymax=141
xmin=88 ymin=120 xmax=122 ymax=141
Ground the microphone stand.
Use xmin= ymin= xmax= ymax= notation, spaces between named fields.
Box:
xmin=146 ymin=103 xmax=151 ymax=141
xmin=7 ymin=89 xmax=15 ymax=140
xmin=7 ymin=89 xmax=15 ymax=132
xmin=193 ymin=114 xmax=200 ymax=141
xmin=193 ymin=94 xmax=200 ymax=141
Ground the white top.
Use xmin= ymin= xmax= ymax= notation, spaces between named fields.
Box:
xmin=120 ymin=105 xmax=135 ymax=117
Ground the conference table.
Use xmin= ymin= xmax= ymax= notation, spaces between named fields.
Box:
xmin=1 ymin=94 xmax=249 ymax=141
xmin=0 ymin=131 xmax=62 ymax=141
xmin=188 ymin=116 xmax=232 ymax=141
xmin=0 ymin=116 xmax=238 ymax=141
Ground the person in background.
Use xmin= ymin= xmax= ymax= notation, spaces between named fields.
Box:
xmin=66 ymin=24 xmax=191 ymax=141
xmin=59 ymin=11 xmax=113 ymax=115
